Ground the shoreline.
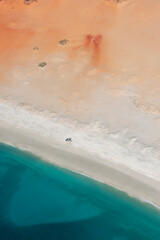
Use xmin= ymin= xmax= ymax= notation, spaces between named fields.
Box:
xmin=0 ymin=0 xmax=160 ymax=220
xmin=0 ymin=119 xmax=160 ymax=209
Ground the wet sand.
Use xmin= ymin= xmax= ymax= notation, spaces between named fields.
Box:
xmin=0 ymin=119 xmax=160 ymax=209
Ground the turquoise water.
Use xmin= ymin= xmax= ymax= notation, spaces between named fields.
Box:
xmin=0 ymin=143 xmax=159 ymax=240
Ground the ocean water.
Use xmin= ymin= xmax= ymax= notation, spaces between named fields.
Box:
xmin=0 ymin=143 xmax=159 ymax=240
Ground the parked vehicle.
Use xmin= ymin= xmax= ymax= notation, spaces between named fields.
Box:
xmin=65 ymin=138 xmax=72 ymax=142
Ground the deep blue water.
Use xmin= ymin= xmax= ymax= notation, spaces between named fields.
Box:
xmin=0 ymin=143 xmax=160 ymax=240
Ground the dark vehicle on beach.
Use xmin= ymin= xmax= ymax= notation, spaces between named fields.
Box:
xmin=65 ymin=138 xmax=72 ymax=142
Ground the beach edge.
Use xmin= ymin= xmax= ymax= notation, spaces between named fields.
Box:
xmin=0 ymin=119 xmax=160 ymax=210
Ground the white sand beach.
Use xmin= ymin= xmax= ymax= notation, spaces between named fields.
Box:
xmin=0 ymin=100 xmax=159 ymax=208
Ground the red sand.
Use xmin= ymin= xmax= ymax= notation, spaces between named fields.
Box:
xmin=0 ymin=0 xmax=160 ymax=110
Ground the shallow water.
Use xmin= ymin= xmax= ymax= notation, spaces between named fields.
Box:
xmin=0 ymin=143 xmax=159 ymax=240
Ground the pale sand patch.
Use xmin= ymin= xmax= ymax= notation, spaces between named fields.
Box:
xmin=0 ymin=119 xmax=159 ymax=209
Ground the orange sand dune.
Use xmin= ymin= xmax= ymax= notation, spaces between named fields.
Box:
xmin=0 ymin=0 xmax=117 ymax=67
xmin=0 ymin=0 xmax=160 ymax=71
xmin=0 ymin=0 xmax=160 ymax=117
